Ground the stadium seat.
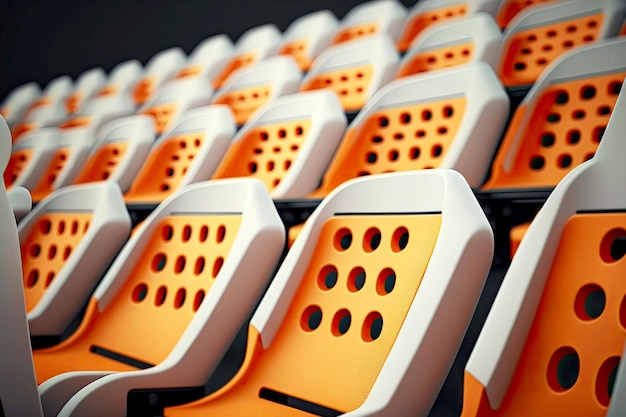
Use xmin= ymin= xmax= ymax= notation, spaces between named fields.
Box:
xmin=8 ymin=185 xmax=32 ymax=222
xmin=96 ymin=59 xmax=143 ymax=99
xmin=397 ymin=0 xmax=500 ymax=52
xmin=495 ymin=0 xmax=562 ymax=29
xmin=71 ymin=115 xmax=156 ymax=192
xmin=212 ymin=56 xmax=301 ymax=126
xmin=461 ymin=78 xmax=626 ymax=417
xmin=212 ymin=24 xmax=282 ymax=90
xmin=175 ymin=34 xmax=234 ymax=86
xmin=132 ymin=47 xmax=187 ymax=106
xmin=497 ymin=0 xmax=626 ymax=89
xmin=20 ymin=182 xmax=131 ymax=337
xmin=58 ymin=86 xmax=136 ymax=132
xmin=65 ymin=67 xmax=107 ymax=115
xmin=0 ymin=82 xmax=41 ymax=129
xmin=123 ymin=105 xmax=235 ymax=206
xmin=34 ymin=179 xmax=285 ymax=417
xmin=0 ymin=115 xmax=44 ymax=417
xmin=397 ymin=12 xmax=502 ymax=78
xmin=278 ymin=10 xmax=339 ymax=71
xmin=330 ymin=0 xmax=407 ymax=46
xmin=300 ymin=35 xmax=399 ymax=114
xmin=162 ymin=168 xmax=494 ymax=417
xmin=212 ymin=90 xmax=347 ymax=198
xmin=4 ymin=128 xmax=59 ymax=192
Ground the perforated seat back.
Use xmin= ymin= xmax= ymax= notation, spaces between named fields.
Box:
xmin=96 ymin=60 xmax=143 ymax=99
xmin=330 ymin=0 xmax=407 ymax=46
xmin=212 ymin=56 xmax=302 ymax=126
xmin=164 ymin=169 xmax=493 ymax=417
xmin=461 ymin=79 xmax=626 ymax=417
xmin=495 ymin=0 xmax=562 ymax=29
xmin=4 ymin=128 xmax=59 ymax=191
xmin=397 ymin=0 xmax=500 ymax=52
xmin=0 ymin=82 xmax=41 ymax=128
xmin=72 ymin=115 xmax=156 ymax=192
xmin=310 ymin=62 xmax=508 ymax=199
xmin=483 ymin=38 xmax=626 ymax=192
xmin=124 ymin=106 xmax=235 ymax=206
xmin=497 ymin=0 xmax=626 ymax=88
xmin=175 ymin=34 xmax=233 ymax=85
xmin=300 ymin=35 xmax=399 ymax=113
xmin=212 ymin=24 xmax=282 ymax=90
xmin=212 ymin=91 xmax=346 ymax=198
xmin=58 ymin=87 xmax=136 ymax=133
xmin=397 ymin=13 xmax=502 ymax=78
xmin=132 ymin=47 xmax=187 ymax=106
xmin=65 ymin=67 xmax=106 ymax=115
xmin=278 ymin=10 xmax=339 ymax=71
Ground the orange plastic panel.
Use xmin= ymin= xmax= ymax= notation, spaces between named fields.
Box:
xmin=65 ymin=93 xmax=81 ymax=114
xmin=0 ymin=107 xmax=7 ymax=118
xmin=212 ymin=52 xmax=257 ymax=90
xmin=397 ymin=42 xmax=474 ymax=78
xmin=496 ymin=0 xmax=560 ymax=29
xmin=621 ymin=21 xmax=626 ymax=35
xmin=124 ymin=132 xmax=205 ymax=204
xmin=499 ymin=13 xmax=604 ymax=87
xmin=397 ymin=3 xmax=469 ymax=52
xmin=483 ymin=73 xmax=624 ymax=191
xmin=301 ymin=65 xmax=373 ymax=112
xmin=3 ymin=148 xmax=33 ymax=188
xmin=213 ymin=85 xmax=271 ymax=125
xmin=140 ymin=102 xmax=177 ymax=135
xmin=509 ymin=221 xmax=531 ymax=258
xmin=166 ymin=213 xmax=442 ymax=416
xmin=133 ymin=77 xmax=156 ymax=106
xmin=33 ymin=213 xmax=241 ymax=384
xmin=176 ymin=65 xmax=203 ymax=79
xmin=213 ymin=119 xmax=311 ymax=192
xmin=331 ymin=22 xmax=379 ymax=46
xmin=461 ymin=213 xmax=626 ymax=416
xmin=30 ymin=148 xmax=71 ymax=202
xmin=11 ymin=122 xmax=37 ymax=143
xmin=279 ymin=40 xmax=311 ymax=71
xmin=97 ymin=85 xmax=118 ymax=97
xmin=21 ymin=212 xmax=92 ymax=312
xmin=73 ymin=142 xmax=129 ymax=184
xmin=312 ymin=96 xmax=466 ymax=198
xmin=58 ymin=117 xmax=92 ymax=130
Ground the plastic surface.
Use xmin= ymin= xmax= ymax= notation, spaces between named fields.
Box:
xmin=65 ymin=67 xmax=106 ymax=114
xmin=97 ymin=59 xmax=143 ymax=98
xmin=175 ymin=34 xmax=234 ymax=85
xmin=330 ymin=0 xmax=407 ymax=46
xmin=463 ymin=79 xmax=626 ymax=414
xmin=4 ymin=128 xmax=60 ymax=191
xmin=0 ymin=82 xmax=41 ymax=128
xmin=495 ymin=0 xmax=562 ymax=28
xmin=132 ymin=47 xmax=187 ymax=106
xmin=7 ymin=186 xmax=31 ymax=222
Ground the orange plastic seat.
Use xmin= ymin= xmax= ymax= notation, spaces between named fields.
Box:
xmin=212 ymin=24 xmax=282 ymax=90
xmin=65 ymin=67 xmax=106 ymax=115
xmin=96 ymin=59 xmax=143 ymax=100
xmin=496 ymin=0 xmax=626 ymax=89
xmin=308 ymin=61 xmax=509 ymax=199
xmin=0 ymin=82 xmax=41 ymax=129
xmin=131 ymin=47 xmax=187 ymax=106
xmin=330 ymin=0 xmax=407 ymax=46
xmin=300 ymin=35 xmax=399 ymax=113
xmin=397 ymin=13 xmax=502 ymax=78
xmin=461 ymin=76 xmax=626 ymax=417
xmin=162 ymin=169 xmax=493 ymax=417
xmin=278 ymin=10 xmax=338 ymax=71
xmin=35 ymin=179 xmax=285 ymax=417
xmin=483 ymin=38 xmax=626 ymax=193
xmin=124 ymin=106 xmax=235 ymax=206
xmin=4 ymin=128 xmax=59 ymax=191
xmin=212 ymin=56 xmax=301 ymax=126
xmin=19 ymin=182 xmax=131 ymax=336
xmin=397 ymin=0 xmax=500 ymax=52
xmin=174 ymin=34 xmax=233 ymax=86
xmin=213 ymin=90 xmax=346 ymax=198
xmin=495 ymin=0 xmax=561 ymax=29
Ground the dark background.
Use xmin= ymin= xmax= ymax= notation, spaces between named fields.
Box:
xmin=0 ymin=0 xmax=417 ymax=101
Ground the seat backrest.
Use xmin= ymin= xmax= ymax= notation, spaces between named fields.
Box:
xmin=34 ymin=179 xmax=285 ymax=388
xmin=97 ymin=59 xmax=143 ymax=98
xmin=212 ymin=24 xmax=282 ymax=90
xmin=4 ymin=128 xmax=60 ymax=191
xmin=462 ymin=78 xmax=626 ymax=417
xmin=58 ymin=87 xmax=136 ymax=132
xmin=278 ymin=10 xmax=339 ymax=71
xmin=300 ymin=35 xmax=399 ymax=113
xmin=212 ymin=56 xmax=302 ymax=126
xmin=497 ymin=0 xmax=626 ymax=88
xmin=0 ymin=115 xmax=44 ymax=417
xmin=397 ymin=0 xmax=501 ymax=52
xmin=72 ymin=115 xmax=156 ymax=192
xmin=212 ymin=90 xmax=347 ymax=198
xmin=19 ymin=182 xmax=131 ymax=336
xmin=397 ymin=13 xmax=502 ymax=78
xmin=330 ymin=0 xmax=407 ymax=46
xmin=175 ymin=34 xmax=234 ymax=85
xmin=483 ymin=38 xmax=626 ymax=192
xmin=65 ymin=67 xmax=107 ymax=115
xmin=0 ymin=82 xmax=41 ymax=128
xmin=163 ymin=169 xmax=493 ymax=417
xmin=132 ymin=47 xmax=187 ymax=106
xmin=310 ymin=61 xmax=509 ymax=198
xmin=495 ymin=0 xmax=562 ymax=29
xmin=123 ymin=105 xmax=235 ymax=206
xmin=7 ymin=186 xmax=32 ymax=222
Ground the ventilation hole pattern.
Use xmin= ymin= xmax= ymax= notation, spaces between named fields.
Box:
xmin=21 ymin=212 xmax=92 ymax=312
xmin=214 ymin=119 xmax=310 ymax=192
xmin=332 ymin=22 xmax=379 ymax=45
xmin=398 ymin=42 xmax=474 ymax=78
xmin=492 ymin=213 xmax=626 ymax=414
xmin=141 ymin=102 xmax=177 ymax=135
xmin=214 ymin=84 xmax=272 ymax=125
xmin=302 ymin=64 xmax=373 ymax=112
xmin=500 ymin=13 xmax=604 ymax=87
xmin=3 ymin=149 xmax=33 ymax=188
xmin=397 ymin=3 xmax=468 ymax=52
xmin=30 ymin=148 xmax=71 ymax=202
xmin=74 ymin=142 xmax=129 ymax=184
xmin=496 ymin=0 xmax=559 ymax=29
xmin=279 ymin=40 xmax=310 ymax=71
xmin=212 ymin=52 xmax=257 ymax=89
